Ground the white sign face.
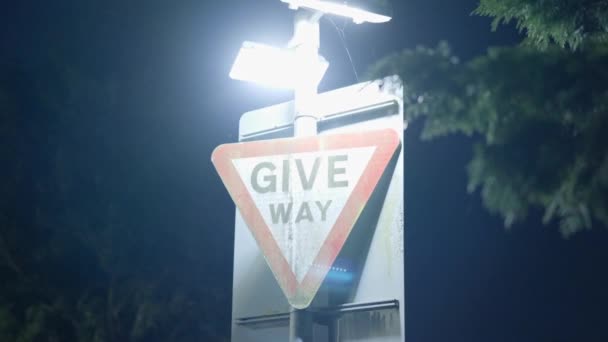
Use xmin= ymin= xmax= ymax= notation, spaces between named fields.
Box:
xmin=232 ymin=147 xmax=375 ymax=282
xmin=212 ymin=128 xmax=400 ymax=308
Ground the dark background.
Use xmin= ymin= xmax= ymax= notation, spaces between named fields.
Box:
xmin=1 ymin=0 xmax=607 ymax=341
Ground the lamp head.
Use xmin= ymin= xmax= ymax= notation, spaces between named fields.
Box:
xmin=281 ymin=0 xmax=392 ymax=24
xmin=229 ymin=41 xmax=329 ymax=90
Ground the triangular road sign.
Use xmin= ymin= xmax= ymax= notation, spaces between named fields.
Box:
xmin=212 ymin=128 xmax=400 ymax=308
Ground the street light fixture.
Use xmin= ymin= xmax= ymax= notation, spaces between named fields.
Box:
xmin=281 ymin=0 xmax=392 ymax=24
xmin=229 ymin=41 xmax=328 ymax=90
xmin=230 ymin=0 xmax=392 ymax=91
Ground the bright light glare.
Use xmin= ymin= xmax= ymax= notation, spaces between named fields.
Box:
xmin=230 ymin=41 xmax=328 ymax=89
xmin=281 ymin=0 xmax=391 ymax=24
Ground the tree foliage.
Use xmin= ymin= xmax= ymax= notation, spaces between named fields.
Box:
xmin=370 ymin=3 xmax=608 ymax=236
xmin=0 ymin=62 xmax=229 ymax=341
xmin=475 ymin=0 xmax=608 ymax=50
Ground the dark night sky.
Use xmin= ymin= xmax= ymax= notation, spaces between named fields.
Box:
xmin=2 ymin=1 xmax=608 ymax=341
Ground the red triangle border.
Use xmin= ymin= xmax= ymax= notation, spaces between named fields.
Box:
xmin=212 ymin=128 xmax=400 ymax=308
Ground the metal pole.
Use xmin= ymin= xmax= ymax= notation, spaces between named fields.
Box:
xmin=290 ymin=9 xmax=321 ymax=342
xmin=292 ymin=9 xmax=321 ymax=137
xmin=290 ymin=308 xmax=314 ymax=342
xmin=328 ymin=316 xmax=340 ymax=342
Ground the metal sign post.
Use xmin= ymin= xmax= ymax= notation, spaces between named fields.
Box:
xmin=291 ymin=9 xmax=321 ymax=342
xmin=219 ymin=2 xmax=402 ymax=341
xmin=216 ymin=76 xmax=405 ymax=342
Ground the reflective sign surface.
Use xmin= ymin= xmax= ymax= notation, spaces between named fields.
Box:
xmin=212 ymin=129 xmax=399 ymax=308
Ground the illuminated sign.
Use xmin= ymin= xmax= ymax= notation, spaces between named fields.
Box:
xmin=212 ymin=129 xmax=400 ymax=308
